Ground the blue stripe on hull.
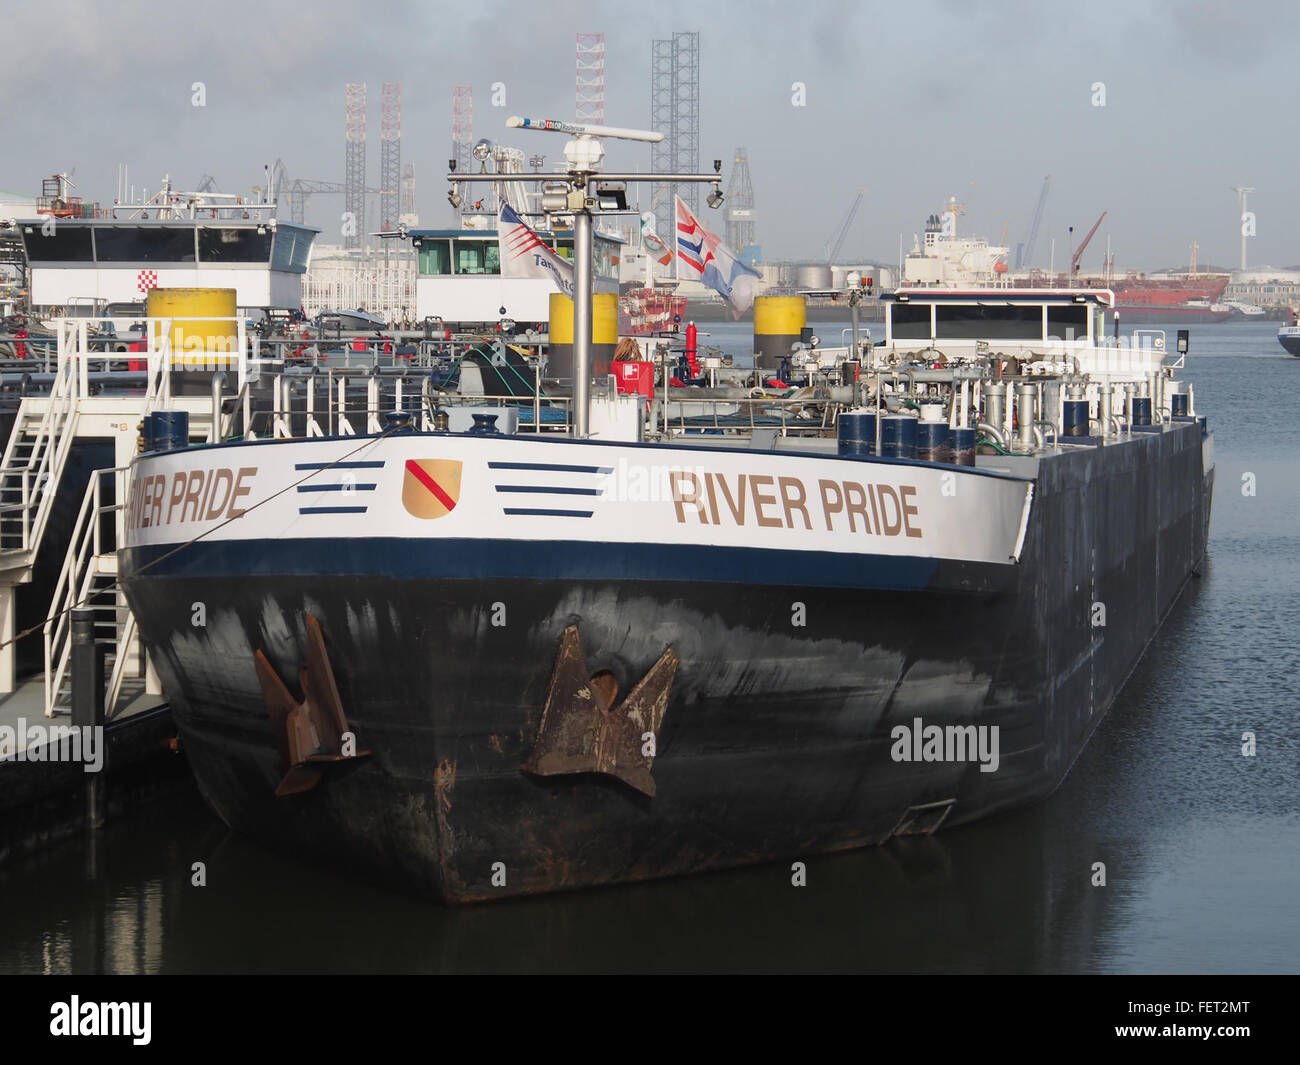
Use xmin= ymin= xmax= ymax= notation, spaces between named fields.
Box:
xmin=122 ymin=537 xmax=953 ymax=591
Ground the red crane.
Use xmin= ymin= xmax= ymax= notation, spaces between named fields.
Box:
xmin=1071 ymin=210 xmax=1108 ymax=276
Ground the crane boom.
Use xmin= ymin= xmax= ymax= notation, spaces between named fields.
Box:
xmin=826 ymin=188 xmax=865 ymax=265
xmin=1021 ymin=174 xmax=1051 ymax=270
xmin=288 ymin=178 xmax=386 ymax=225
xmin=1070 ymin=210 xmax=1108 ymax=275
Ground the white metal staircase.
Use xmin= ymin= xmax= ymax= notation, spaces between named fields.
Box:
xmin=0 ymin=325 xmax=83 ymax=571
xmin=38 ymin=326 xmax=177 ymax=717
xmin=0 ymin=316 xmax=228 ymax=698
xmin=43 ymin=467 xmax=141 ymax=718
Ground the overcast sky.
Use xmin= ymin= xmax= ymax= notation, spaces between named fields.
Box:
xmin=2 ymin=0 xmax=1295 ymax=270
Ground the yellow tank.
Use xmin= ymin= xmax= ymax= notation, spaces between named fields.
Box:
xmin=147 ymin=288 xmax=238 ymax=368
xmin=548 ymin=292 xmax=618 ymax=379
xmin=753 ymin=296 xmax=807 ymax=371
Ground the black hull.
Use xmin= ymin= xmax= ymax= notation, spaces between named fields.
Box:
xmin=1279 ymin=334 xmax=1300 ymax=357
xmin=121 ymin=423 xmax=1212 ymax=902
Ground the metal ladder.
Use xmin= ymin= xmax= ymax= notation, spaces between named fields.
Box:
xmin=0 ymin=321 xmax=84 ymax=568
xmin=0 ymin=316 xmax=234 ymax=698
xmin=40 ymin=335 xmax=181 ymax=717
xmin=43 ymin=467 xmax=140 ymax=718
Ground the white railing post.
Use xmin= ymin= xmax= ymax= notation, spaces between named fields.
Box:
xmin=237 ymin=318 xmax=248 ymax=392
xmin=77 ymin=320 xmax=89 ymax=398
xmin=306 ymin=374 xmax=322 ymax=438
xmin=160 ymin=320 xmax=173 ymax=407
xmin=368 ymin=376 xmax=381 ymax=434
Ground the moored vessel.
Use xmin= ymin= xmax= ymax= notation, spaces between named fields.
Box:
xmin=902 ymin=201 xmax=1233 ymax=323
xmin=113 ymin=123 xmax=1215 ymax=902
xmin=118 ymin=281 xmax=1213 ymax=901
xmin=1278 ymin=308 xmax=1300 ymax=355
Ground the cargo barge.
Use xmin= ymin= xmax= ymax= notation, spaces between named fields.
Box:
xmin=118 ymin=285 xmax=1213 ymax=902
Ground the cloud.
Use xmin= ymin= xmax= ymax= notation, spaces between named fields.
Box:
xmin=1 ymin=0 xmax=1296 ymax=266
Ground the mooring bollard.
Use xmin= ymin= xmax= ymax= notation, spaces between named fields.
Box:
xmin=71 ymin=608 xmax=106 ymax=829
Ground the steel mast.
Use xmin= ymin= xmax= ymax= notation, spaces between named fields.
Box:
xmin=450 ymin=115 xmax=724 ymax=438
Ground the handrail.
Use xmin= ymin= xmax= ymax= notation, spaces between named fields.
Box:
xmin=104 ymin=609 xmax=137 ymax=722
xmin=43 ymin=467 xmax=103 ymax=714
xmin=43 ymin=466 xmax=133 ymax=718
xmin=0 ymin=327 xmax=81 ymax=558
xmin=221 ymin=378 xmax=252 ymax=441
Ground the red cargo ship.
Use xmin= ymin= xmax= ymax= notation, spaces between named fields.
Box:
xmin=1110 ymin=273 xmax=1229 ymax=305
xmin=618 ymin=284 xmax=685 ymax=336
xmin=1109 ymin=273 xmax=1232 ymax=323
xmin=1016 ymin=271 xmax=1233 ymax=324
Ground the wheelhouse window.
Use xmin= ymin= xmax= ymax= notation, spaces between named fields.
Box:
xmin=94 ymin=225 xmax=197 ymax=263
xmin=454 ymin=240 xmax=500 ymax=275
xmin=418 ymin=239 xmax=452 ymax=275
xmin=890 ymin=303 xmax=932 ymax=339
xmin=934 ymin=304 xmax=1043 ymax=340
xmin=22 ymin=225 xmax=94 ymax=262
xmin=198 ymin=227 xmax=272 ymax=263
xmin=1047 ymin=305 xmax=1089 ymax=341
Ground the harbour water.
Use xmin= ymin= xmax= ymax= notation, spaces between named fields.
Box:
xmin=0 ymin=318 xmax=1295 ymax=973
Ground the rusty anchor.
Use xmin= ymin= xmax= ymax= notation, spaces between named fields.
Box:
xmin=523 ymin=625 xmax=678 ymax=797
xmin=255 ymin=615 xmax=372 ymax=797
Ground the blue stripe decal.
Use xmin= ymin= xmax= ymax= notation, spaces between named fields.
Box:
xmin=121 ymin=538 xmax=948 ymax=592
xmin=502 ymin=508 xmax=594 ymax=518
xmin=488 ymin=461 xmax=613 ymax=474
xmin=297 ymin=484 xmax=378 ymax=493
xmin=494 ymin=485 xmax=602 ymax=496
xmin=294 ymin=461 xmax=386 ymax=470
xmin=298 ymin=506 xmax=369 ymax=515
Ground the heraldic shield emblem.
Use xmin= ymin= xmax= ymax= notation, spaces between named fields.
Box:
xmin=402 ymin=459 xmax=462 ymax=519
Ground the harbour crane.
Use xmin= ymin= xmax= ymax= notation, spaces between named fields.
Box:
xmin=1019 ymin=174 xmax=1051 ymax=271
xmin=825 ymin=188 xmax=865 ymax=265
xmin=286 ymin=178 xmax=386 ymax=225
xmin=1070 ymin=210 xmax=1108 ymax=276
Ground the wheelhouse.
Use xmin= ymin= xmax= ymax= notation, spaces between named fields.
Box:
xmin=17 ymin=218 xmax=318 ymax=311
xmin=409 ymin=226 xmax=621 ymax=327
xmin=882 ymin=289 xmax=1115 ymax=347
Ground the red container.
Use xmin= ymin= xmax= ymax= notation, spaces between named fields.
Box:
xmin=613 ymin=360 xmax=655 ymax=399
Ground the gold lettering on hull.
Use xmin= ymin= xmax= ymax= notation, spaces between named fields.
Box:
xmin=670 ymin=470 xmax=923 ymax=538
xmin=127 ymin=466 xmax=258 ymax=531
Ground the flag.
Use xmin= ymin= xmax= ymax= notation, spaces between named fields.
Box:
xmin=640 ymin=212 xmax=674 ymax=266
xmin=498 ymin=203 xmax=574 ymax=298
xmin=675 ymin=196 xmax=762 ymax=319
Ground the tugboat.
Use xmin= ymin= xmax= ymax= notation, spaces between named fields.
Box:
xmin=118 ymin=121 xmax=1214 ymax=903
